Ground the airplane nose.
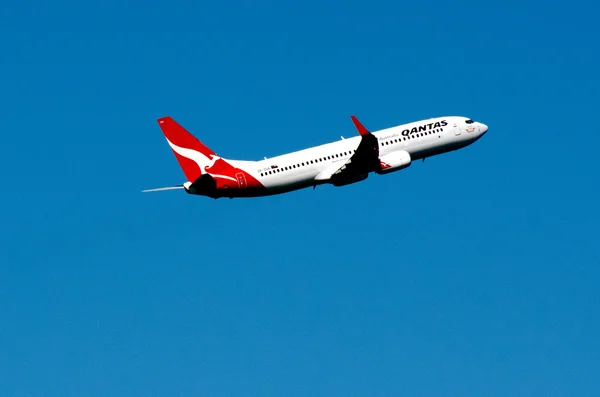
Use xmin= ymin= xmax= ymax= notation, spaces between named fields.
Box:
xmin=479 ymin=123 xmax=488 ymax=134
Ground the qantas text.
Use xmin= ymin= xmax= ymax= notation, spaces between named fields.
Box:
xmin=401 ymin=120 xmax=448 ymax=136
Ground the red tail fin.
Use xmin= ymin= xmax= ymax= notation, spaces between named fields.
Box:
xmin=157 ymin=116 xmax=218 ymax=182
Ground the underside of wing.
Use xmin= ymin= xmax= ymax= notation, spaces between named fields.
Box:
xmin=325 ymin=116 xmax=381 ymax=186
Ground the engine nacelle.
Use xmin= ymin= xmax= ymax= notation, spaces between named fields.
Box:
xmin=376 ymin=150 xmax=412 ymax=174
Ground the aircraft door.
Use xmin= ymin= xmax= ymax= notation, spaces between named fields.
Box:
xmin=453 ymin=123 xmax=461 ymax=136
xmin=236 ymin=173 xmax=247 ymax=189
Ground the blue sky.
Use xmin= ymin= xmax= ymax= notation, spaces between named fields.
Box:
xmin=1 ymin=0 xmax=599 ymax=395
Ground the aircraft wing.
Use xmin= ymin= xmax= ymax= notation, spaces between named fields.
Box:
xmin=323 ymin=116 xmax=381 ymax=186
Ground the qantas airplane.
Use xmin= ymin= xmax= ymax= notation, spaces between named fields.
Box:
xmin=143 ymin=115 xmax=488 ymax=198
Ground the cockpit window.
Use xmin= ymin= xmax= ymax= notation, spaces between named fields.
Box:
xmin=465 ymin=119 xmax=474 ymax=124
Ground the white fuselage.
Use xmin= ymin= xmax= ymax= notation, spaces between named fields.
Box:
xmin=229 ymin=116 xmax=488 ymax=195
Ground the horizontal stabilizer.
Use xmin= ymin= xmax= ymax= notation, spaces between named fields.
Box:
xmin=142 ymin=184 xmax=186 ymax=193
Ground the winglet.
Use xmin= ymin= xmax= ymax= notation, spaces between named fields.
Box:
xmin=350 ymin=116 xmax=370 ymax=136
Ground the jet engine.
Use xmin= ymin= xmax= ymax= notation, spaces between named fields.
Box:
xmin=376 ymin=150 xmax=412 ymax=174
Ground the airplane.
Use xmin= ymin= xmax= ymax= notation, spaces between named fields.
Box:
xmin=143 ymin=115 xmax=488 ymax=198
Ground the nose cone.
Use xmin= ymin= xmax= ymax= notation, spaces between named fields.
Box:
xmin=478 ymin=122 xmax=488 ymax=136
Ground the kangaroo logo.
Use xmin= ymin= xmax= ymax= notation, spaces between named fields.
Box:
xmin=166 ymin=139 xmax=237 ymax=182
xmin=204 ymin=154 xmax=220 ymax=171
